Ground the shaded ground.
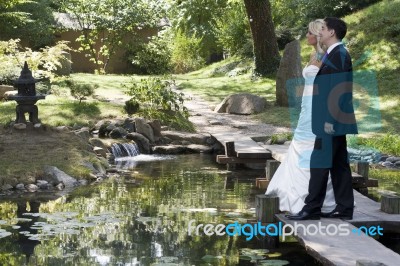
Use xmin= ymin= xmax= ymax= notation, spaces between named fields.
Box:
xmin=0 ymin=125 xmax=95 ymax=185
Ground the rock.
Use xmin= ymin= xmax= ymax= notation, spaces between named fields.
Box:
xmin=126 ymin=133 xmax=150 ymax=154
xmin=284 ymin=141 xmax=292 ymax=145
xmin=44 ymin=166 xmax=79 ymax=187
xmin=89 ymin=138 xmax=108 ymax=150
xmin=0 ymin=85 xmax=14 ymax=99
xmin=26 ymin=184 xmax=38 ymax=192
xmin=187 ymin=144 xmax=213 ymax=154
xmin=386 ymin=156 xmax=400 ymax=163
xmin=209 ymin=120 xmax=223 ymax=125
xmin=123 ymin=118 xmax=135 ymax=132
xmin=135 ymin=118 xmax=155 ymax=143
xmin=93 ymin=147 xmax=107 ymax=158
xmin=1 ymin=184 xmax=13 ymax=191
xmin=56 ymin=183 xmax=65 ymax=190
xmin=16 ymin=184 xmax=25 ymax=190
xmin=109 ymin=127 xmax=128 ymax=139
xmin=55 ymin=126 xmax=70 ymax=132
xmin=181 ymin=140 xmax=191 ymax=146
xmin=79 ymin=179 xmax=88 ymax=186
xmin=75 ymin=128 xmax=90 ymax=140
xmin=13 ymin=123 xmax=27 ymax=130
xmin=381 ymin=162 xmax=394 ymax=167
xmin=214 ymin=93 xmax=266 ymax=115
xmin=98 ymin=121 xmax=111 ymax=137
xmin=395 ymin=161 xmax=400 ymax=167
xmin=162 ymin=131 xmax=210 ymax=145
xmin=152 ymin=145 xmax=187 ymax=154
xmin=148 ymin=120 xmax=162 ymax=142
xmin=276 ymin=40 xmax=302 ymax=107
xmin=3 ymin=90 xmax=18 ymax=100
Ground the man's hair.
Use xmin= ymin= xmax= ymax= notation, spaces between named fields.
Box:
xmin=324 ymin=17 xmax=347 ymax=40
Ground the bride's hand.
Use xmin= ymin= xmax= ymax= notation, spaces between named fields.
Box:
xmin=310 ymin=59 xmax=322 ymax=68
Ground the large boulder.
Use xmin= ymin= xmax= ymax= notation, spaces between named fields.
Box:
xmin=276 ymin=40 xmax=302 ymax=107
xmin=135 ymin=118 xmax=155 ymax=143
xmin=126 ymin=133 xmax=150 ymax=154
xmin=43 ymin=166 xmax=79 ymax=188
xmin=161 ymin=131 xmax=210 ymax=145
xmin=0 ymin=85 xmax=14 ymax=100
xmin=214 ymin=93 xmax=266 ymax=114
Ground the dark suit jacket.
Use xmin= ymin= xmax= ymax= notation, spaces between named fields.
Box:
xmin=312 ymin=44 xmax=358 ymax=136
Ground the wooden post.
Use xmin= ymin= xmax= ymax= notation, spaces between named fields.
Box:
xmin=256 ymin=194 xmax=279 ymax=223
xmin=225 ymin=141 xmax=236 ymax=157
xmin=381 ymin=194 xmax=400 ymax=214
xmin=355 ymin=161 xmax=369 ymax=179
xmin=256 ymin=194 xmax=280 ymax=248
xmin=225 ymin=141 xmax=236 ymax=170
xmin=355 ymin=162 xmax=369 ymax=196
xmin=265 ymin=160 xmax=280 ymax=180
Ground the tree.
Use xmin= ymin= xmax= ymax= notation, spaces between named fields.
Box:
xmin=0 ymin=0 xmax=55 ymax=48
xmin=60 ymin=0 xmax=165 ymax=73
xmin=243 ymin=0 xmax=280 ymax=76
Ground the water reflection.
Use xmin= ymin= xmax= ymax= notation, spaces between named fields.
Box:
xmin=0 ymin=154 xmax=318 ymax=265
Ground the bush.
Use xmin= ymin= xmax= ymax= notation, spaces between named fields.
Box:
xmin=124 ymin=99 xmax=140 ymax=115
xmin=214 ymin=2 xmax=253 ymax=58
xmin=125 ymin=76 xmax=189 ymax=118
xmin=0 ymin=39 xmax=72 ymax=85
xmin=128 ymin=31 xmax=172 ymax=74
xmin=65 ymin=79 xmax=97 ymax=104
xmin=170 ymin=31 xmax=205 ymax=73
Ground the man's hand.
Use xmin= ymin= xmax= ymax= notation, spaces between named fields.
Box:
xmin=324 ymin=122 xmax=335 ymax=135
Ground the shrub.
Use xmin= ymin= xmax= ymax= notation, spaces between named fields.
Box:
xmin=128 ymin=31 xmax=172 ymax=74
xmin=65 ymin=79 xmax=97 ymax=104
xmin=170 ymin=31 xmax=205 ymax=73
xmin=0 ymin=39 xmax=72 ymax=85
xmin=124 ymin=99 xmax=140 ymax=115
xmin=214 ymin=2 xmax=253 ymax=58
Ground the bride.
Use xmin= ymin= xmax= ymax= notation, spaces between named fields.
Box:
xmin=266 ymin=19 xmax=336 ymax=214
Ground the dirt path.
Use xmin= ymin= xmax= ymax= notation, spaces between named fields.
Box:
xmin=183 ymin=91 xmax=290 ymax=137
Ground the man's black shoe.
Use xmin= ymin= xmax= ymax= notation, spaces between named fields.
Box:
xmin=285 ymin=210 xmax=320 ymax=220
xmin=321 ymin=211 xmax=353 ymax=220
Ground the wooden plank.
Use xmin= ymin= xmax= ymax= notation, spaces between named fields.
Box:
xmin=212 ymin=133 xmax=271 ymax=158
xmin=381 ymin=194 xmax=400 ymax=214
xmin=216 ymin=155 xmax=267 ymax=164
xmin=261 ymin=144 xmax=289 ymax=162
xmin=225 ymin=141 xmax=236 ymax=157
xmin=275 ymin=214 xmax=400 ymax=266
xmin=366 ymin=179 xmax=378 ymax=187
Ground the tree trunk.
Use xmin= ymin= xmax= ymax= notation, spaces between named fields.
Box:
xmin=243 ymin=0 xmax=280 ymax=76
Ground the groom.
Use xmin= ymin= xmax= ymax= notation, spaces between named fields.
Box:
xmin=288 ymin=17 xmax=358 ymax=220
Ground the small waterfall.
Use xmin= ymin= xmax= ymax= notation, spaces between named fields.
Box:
xmin=111 ymin=143 xmax=140 ymax=158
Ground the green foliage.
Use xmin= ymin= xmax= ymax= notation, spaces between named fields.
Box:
xmin=125 ymin=76 xmax=189 ymax=117
xmin=270 ymin=0 xmax=380 ymax=48
xmin=124 ymin=76 xmax=193 ymax=130
xmin=60 ymin=0 xmax=166 ymax=74
xmin=356 ymin=133 xmax=400 ymax=156
xmin=171 ymin=31 xmax=206 ymax=73
xmin=0 ymin=39 xmax=71 ymax=84
xmin=65 ymin=79 xmax=97 ymax=104
xmin=168 ymin=0 xmax=227 ymax=61
xmin=128 ymin=30 xmax=172 ymax=75
xmin=0 ymin=0 xmax=55 ymax=48
xmin=124 ymin=99 xmax=140 ymax=115
xmin=214 ymin=1 xmax=253 ymax=57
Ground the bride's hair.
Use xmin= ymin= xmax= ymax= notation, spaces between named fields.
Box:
xmin=308 ymin=19 xmax=326 ymax=58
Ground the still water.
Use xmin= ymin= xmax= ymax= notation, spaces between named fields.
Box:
xmin=0 ymin=154 xmax=322 ymax=265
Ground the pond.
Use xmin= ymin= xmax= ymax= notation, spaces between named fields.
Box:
xmin=0 ymin=154 xmax=320 ymax=266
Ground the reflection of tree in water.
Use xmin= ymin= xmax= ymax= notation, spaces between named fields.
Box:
xmin=16 ymin=200 xmax=41 ymax=265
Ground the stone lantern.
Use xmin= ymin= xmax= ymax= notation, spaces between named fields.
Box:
xmin=8 ymin=62 xmax=45 ymax=124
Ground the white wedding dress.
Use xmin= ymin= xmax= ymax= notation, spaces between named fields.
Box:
xmin=266 ymin=65 xmax=336 ymax=214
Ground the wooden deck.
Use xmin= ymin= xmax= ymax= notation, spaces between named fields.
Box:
xmin=275 ymin=191 xmax=400 ymax=266
xmin=212 ymin=133 xmax=271 ymax=164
